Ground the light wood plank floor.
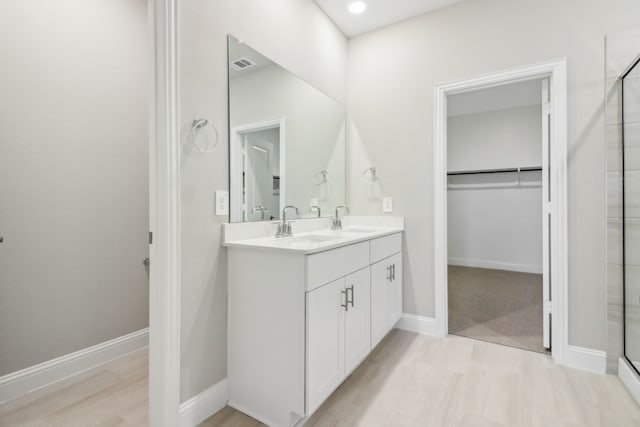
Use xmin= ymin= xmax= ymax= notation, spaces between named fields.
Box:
xmin=3 ymin=331 xmax=640 ymax=427
xmin=201 ymin=330 xmax=640 ymax=427
xmin=0 ymin=349 xmax=148 ymax=427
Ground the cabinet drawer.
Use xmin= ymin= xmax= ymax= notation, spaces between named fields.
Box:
xmin=306 ymin=242 xmax=369 ymax=291
xmin=370 ymin=233 xmax=402 ymax=264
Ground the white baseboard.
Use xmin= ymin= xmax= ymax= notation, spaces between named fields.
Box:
xmin=0 ymin=328 xmax=149 ymax=404
xmin=563 ymin=345 xmax=607 ymax=374
xmin=395 ymin=314 xmax=437 ymax=336
xmin=179 ymin=378 xmax=229 ymax=427
xmin=448 ymin=257 xmax=542 ymax=274
xmin=619 ymin=357 xmax=640 ymax=405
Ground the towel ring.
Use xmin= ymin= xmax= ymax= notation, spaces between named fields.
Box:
xmin=313 ymin=170 xmax=328 ymax=185
xmin=188 ymin=119 xmax=219 ymax=153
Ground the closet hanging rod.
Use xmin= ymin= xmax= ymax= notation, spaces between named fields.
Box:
xmin=447 ymin=166 xmax=542 ymax=176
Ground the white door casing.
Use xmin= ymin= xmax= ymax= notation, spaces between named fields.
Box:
xmin=541 ymin=78 xmax=552 ymax=350
xmin=433 ymin=59 xmax=568 ymax=364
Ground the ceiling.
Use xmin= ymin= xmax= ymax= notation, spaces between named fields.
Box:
xmin=314 ymin=0 xmax=466 ymax=37
xmin=448 ymin=79 xmax=543 ymax=117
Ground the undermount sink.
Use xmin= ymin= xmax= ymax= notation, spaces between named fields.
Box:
xmin=286 ymin=234 xmax=338 ymax=244
xmin=340 ymin=227 xmax=378 ymax=234
xmin=313 ymin=228 xmax=378 ymax=237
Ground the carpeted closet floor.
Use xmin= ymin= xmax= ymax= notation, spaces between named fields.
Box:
xmin=448 ymin=265 xmax=549 ymax=353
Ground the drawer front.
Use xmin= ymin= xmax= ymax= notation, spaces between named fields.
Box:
xmin=370 ymin=233 xmax=402 ymax=264
xmin=306 ymin=242 xmax=369 ymax=291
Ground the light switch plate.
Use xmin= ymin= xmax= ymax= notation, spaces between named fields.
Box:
xmin=382 ymin=197 xmax=393 ymax=213
xmin=215 ymin=190 xmax=229 ymax=216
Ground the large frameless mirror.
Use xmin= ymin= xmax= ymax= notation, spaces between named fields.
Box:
xmin=227 ymin=35 xmax=346 ymax=223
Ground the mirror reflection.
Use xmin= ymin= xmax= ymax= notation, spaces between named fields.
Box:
xmin=228 ymin=35 xmax=346 ymax=222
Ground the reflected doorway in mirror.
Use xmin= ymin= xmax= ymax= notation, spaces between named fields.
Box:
xmin=230 ymin=118 xmax=286 ymax=223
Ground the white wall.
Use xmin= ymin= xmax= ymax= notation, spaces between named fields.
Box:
xmin=179 ymin=0 xmax=347 ymax=402
xmin=0 ymin=0 xmax=148 ymax=375
xmin=447 ymin=105 xmax=542 ymax=273
xmin=230 ymin=64 xmax=346 ymax=217
xmin=347 ymin=0 xmax=640 ymax=351
xmin=448 ymin=105 xmax=542 ymax=171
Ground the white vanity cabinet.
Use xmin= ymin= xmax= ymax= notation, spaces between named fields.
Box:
xmin=371 ymin=252 xmax=403 ymax=348
xmin=306 ymin=267 xmax=370 ymax=414
xmin=226 ymin=229 xmax=402 ymax=427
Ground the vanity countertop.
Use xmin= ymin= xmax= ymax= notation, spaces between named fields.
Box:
xmin=222 ymin=216 xmax=404 ymax=255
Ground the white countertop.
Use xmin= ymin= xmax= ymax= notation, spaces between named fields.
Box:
xmin=222 ymin=216 xmax=404 ymax=254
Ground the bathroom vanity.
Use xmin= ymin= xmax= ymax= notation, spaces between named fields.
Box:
xmin=223 ymin=217 xmax=404 ymax=427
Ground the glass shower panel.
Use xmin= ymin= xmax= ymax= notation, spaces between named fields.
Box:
xmin=623 ymin=55 xmax=640 ymax=373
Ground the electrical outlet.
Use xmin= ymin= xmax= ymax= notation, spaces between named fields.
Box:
xmin=215 ymin=190 xmax=229 ymax=216
xmin=382 ymin=197 xmax=393 ymax=213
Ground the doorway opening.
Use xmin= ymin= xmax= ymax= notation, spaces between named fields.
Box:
xmin=433 ymin=60 xmax=568 ymax=363
xmin=446 ymin=79 xmax=548 ymax=353
xmin=230 ymin=118 xmax=286 ymax=223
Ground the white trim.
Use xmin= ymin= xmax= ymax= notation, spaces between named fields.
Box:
xmin=433 ymin=59 xmax=569 ymax=366
xmin=179 ymin=378 xmax=229 ymax=427
xmin=563 ymin=345 xmax=607 ymax=374
xmin=395 ymin=314 xmax=437 ymax=336
xmin=448 ymin=257 xmax=542 ymax=274
xmin=619 ymin=358 xmax=640 ymax=405
xmin=0 ymin=329 xmax=148 ymax=405
xmin=230 ymin=117 xmax=286 ymax=222
xmin=150 ymin=0 xmax=182 ymax=426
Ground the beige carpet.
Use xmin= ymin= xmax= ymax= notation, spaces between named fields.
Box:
xmin=448 ymin=265 xmax=549 ymax=353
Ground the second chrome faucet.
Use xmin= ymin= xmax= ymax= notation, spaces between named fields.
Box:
xmin=276 ymin=205 xmax=299 ymax=237
xmin=332 ymin=206 xmax=350 ymax=230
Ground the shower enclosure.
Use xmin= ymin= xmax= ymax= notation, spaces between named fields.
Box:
xmin=623 ymin=53 xmax=640 ymax=375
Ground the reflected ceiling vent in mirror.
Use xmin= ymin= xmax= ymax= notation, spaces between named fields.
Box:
xmin=231 ymin=57 xmax=256 ymax=72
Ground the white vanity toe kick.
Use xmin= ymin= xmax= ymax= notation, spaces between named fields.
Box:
xmin=223 ymin=227 xmax=404 ymax=254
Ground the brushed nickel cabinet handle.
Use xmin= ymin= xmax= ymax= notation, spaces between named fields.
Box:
xmin=341 ymin=289 xmax=349 ymax=312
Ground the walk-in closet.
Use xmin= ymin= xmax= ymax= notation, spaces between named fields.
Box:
xmin=446 ymin=79 xmax=550 ymax=353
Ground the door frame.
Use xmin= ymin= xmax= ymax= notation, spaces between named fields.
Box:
xmin=433 ymin=59 xmax=568 ymax=363
xmin=149 ymin=0 xmax=181 ymax=425
xmin=230 ymin=118 xmax=286 ymax=222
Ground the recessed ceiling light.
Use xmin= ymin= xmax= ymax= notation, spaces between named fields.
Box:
xmin=347 ymin=1 xmax=367 ymax=14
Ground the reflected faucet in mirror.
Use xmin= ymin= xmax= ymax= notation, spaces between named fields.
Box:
xmin=332 ymin=206 xmax=350 ymax=230
xmin=276 ymin=205 xmax=300 ymax=238
xmin=310 ymin=206 xmax=321 ymax=218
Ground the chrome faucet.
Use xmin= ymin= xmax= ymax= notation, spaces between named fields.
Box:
xmin=252 ymin=205 xmax=268 ymax=221
xmin=332 ymin=206 xmax=349 ymax=230
xmin=310 ymin=205 xmax=321 ymax=218
xmin=276 ymin=205 xmax=299 ymax=237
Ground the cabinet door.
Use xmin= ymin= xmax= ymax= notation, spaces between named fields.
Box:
xmin=371 ymin=259 xmax=391 ymax=348
xmin=388 ymin=253 xmax=403 ymax=327
xmin=344 ymin=267 xmax=371 ymax=375
xmin=306 ymin=278 xmax=345 ymax=415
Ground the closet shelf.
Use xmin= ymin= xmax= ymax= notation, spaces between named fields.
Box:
xmin=447 ymin=166 xmax=543 ymax=190
xmin=447 ymin=166 xmax=542 ymax=176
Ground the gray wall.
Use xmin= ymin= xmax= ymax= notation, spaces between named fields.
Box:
xmin=0 ymin=0 xmax=149 ymax=376
xmin=179 ymin=0 xmax=347 ymax=402
xmin=347 ymin=0 xmax=640 ymax=351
